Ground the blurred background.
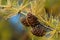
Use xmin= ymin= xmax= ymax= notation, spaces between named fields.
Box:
xmin=0 ymin=0 xmax=60 ymax=40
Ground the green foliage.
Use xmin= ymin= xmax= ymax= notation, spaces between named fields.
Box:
xmin=1 ymin=0 xmax=7 ymax=5
xmin=0 ymin=19 xmax=13 ymax=40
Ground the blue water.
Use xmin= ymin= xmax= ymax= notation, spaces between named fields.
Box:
xmin=8 ymin=13 xmax=25 ymax=33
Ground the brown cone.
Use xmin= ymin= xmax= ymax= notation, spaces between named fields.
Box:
xmin=31 ymin=26 xmax=46 ymax=37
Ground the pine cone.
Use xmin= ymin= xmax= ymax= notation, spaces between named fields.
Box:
xmin=20 ymin=17 xmax=29 ymax=26
xmin=26 ymin=13 xmax=38 ymax=27
xmin=31 ymin=25 xmax=46 ymax=37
